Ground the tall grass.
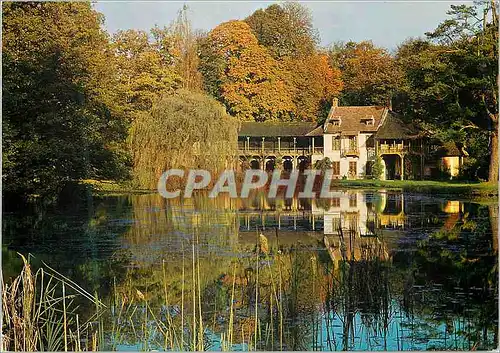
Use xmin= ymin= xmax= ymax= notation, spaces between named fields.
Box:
xmin=2 ymin=254 xmax=105 ymax=351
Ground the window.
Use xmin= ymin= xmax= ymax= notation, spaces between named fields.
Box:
xmin=361 ymin=115 xmax=374 ymax=126
xmin=332 ymin=161 xmax=340 ymax=175
xmin=332 ymin=136 xmax=341 ymax=150
xmin=332 ymin=217 xmax=341 ymax=232
xmin=349 ymin=161 xmax=357 ymax=175
xmin=366 ymin=135 xmax=375 ymax=148
xmin=348 ymin=136 xmax=357 ymax=150
xmin=349 ymin=194 xmax=357 ymax=208
xmin=330 ymin=116 xmax=341 ymax=126
xmin=332 ymin=198 xmax=340 ymax=207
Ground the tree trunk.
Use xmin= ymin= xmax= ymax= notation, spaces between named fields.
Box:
xmin=489 ymin=129 xmax=498 ymax=182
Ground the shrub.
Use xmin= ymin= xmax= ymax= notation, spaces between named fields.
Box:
xmin=372 ymin=156 xmax=384 ymax=180
xmin=314 ymin=157 xmax=332 ymax=172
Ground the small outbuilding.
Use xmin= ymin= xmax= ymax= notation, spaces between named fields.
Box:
xmin=434 ymin=141 xmax=469 ymax=178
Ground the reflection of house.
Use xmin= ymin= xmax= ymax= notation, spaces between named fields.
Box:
xmin=376 ymin=192 xmax=406 ymax=229
xmin=442 ymin=200 xmax=463 ymax=230
xmin=443 ymin=200 xmax=463 ymax=214
xmin=312 ymin=191 xmax=374 ymax=237
xmin=311 ymin=191 xmax=390 ymax=264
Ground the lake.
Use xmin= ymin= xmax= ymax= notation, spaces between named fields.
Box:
xmin=3 ymin=189 xmax=498 ymax=351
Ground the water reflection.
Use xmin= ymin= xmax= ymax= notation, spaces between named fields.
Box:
xmin=2 ymin=190 xmax=498 ymax=351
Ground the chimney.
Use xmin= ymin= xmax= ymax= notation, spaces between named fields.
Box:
xmin=332 ymin=97 xmax=339 ymax=108
xmin=387 ymin=96 xmax=393 ymax=111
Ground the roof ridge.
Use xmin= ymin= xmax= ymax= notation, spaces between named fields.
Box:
xmin=378 ymin=108 xmax=389 ymax=130
xmin=335 ymin=105 xmax=385 ymax=109
xmin=241 ymin=121 xmax=315 ymax=124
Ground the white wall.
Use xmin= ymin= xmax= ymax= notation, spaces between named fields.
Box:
xmin=322 ymin=133 xmax=374 ymax=178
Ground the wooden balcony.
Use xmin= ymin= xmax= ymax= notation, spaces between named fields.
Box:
xmin=379 ymin=144 xmax=409 ymax=154
xmin=238 ymin=146 xmax=323 ymax=156
xmin=342 ymin=147 xmax=359 ymax=157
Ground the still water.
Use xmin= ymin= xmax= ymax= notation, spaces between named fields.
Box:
xmin=3 ymin=190 xmax=498 ymax=351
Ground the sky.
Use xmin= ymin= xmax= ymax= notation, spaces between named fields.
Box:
xmin=95 ymin=1 xmax=469 ymax=51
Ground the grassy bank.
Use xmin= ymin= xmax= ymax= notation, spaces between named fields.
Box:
xmin=80 ymin=179 xmax=155 ymax=195
xmin=82 ymin=178 xmax=498 ymax=200
xmin=332 ymin=179 xmax=498 ymax=197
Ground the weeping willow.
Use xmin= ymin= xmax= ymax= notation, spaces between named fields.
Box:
xmin=129 ymin=90 xmax=238 ymax=189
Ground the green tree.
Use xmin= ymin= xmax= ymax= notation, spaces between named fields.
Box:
xmin=372 ymin=156 xmax=384 ymax=180
xmin=314 ymin=157 xmax=332 ymax=172
xmin=245 ymin=2 xmax=318 ymax=59
xmin=129 ymin=90 xmax=238 ymax=189
xmin=2 ymin=2 xmax=130 ymax=203
xmin=397 ymin=2 xmax=498 ymax=181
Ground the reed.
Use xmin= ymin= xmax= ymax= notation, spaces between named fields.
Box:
xmin=196 ymin=231 xmax=204 ymax=351
xmin=181 ymin=240 xmax=185 ymax=350
xmin=228 ymin=263 xmax=237 ymax=349
xmin=192 ymin=239 xmax=197 ymax=351
xmin=2 ymin=254 xmax=105 ymax=351
xmin=254 ymin=232 xmax=260 ymax=351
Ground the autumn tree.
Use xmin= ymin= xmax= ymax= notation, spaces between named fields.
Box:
xmin=171 ymin=5 xmax=203 ymax=91
xmin=112 ymin=28 xmax=181 ymax=115
xmin=329 ymin=41 xmax=401 ymax=106
xmin=397 ymin=2 xmax=498 ymax=181
xmin=223 ymin=3 xmax=341 ymax=123
xmin=245 ymin=2 xmax=318 ymax=59
xmin=199 ymin=20 xmax=295 ymax=121
xmin=286 ymin=54 xmax=343 ymax=121
xmin=2 ymin=2 xmax=130 ymax=203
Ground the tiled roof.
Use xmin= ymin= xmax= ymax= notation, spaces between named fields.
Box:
xmin=323 ymin=106 xmax=387 ymax=134
xmin=305 ymin=126 xmax=324 ymax=136
xmin=237 ymin=106 xmax=425 ymax=140
xmin=238 ymin=121 xmax=318 ymax=137
xmin=434 ymin=141 xmax=469 ymax=157
xmin=375 ymin=112 xmax=423 ymax=139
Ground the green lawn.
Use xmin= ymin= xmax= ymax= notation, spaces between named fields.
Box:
xmin=332 ymin=179 xmax=498 ymax=197
xmin=82 ymin=178 xmax=498 ymax=200
xmin=80 ymin=179 xmax=154 ymax=195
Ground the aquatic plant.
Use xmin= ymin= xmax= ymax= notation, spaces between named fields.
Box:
xmin=2 ymin=254 xmax=106 ymax=351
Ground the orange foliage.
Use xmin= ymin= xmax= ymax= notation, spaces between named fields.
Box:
xmin=201 ymin=20 xmax=345 ymax=122
xmin=331 ymin=41 xmax=400 ymax=105
xmin=286 ymin=53 xmax=343 ymax=121
xmin=206 ymin=21 xmax=295 ymax=121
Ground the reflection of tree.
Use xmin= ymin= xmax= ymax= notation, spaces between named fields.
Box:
xmin=393 ymin=204 xmax=498 ymax=350
xmin=3 ymin=195 xmax=133 ymax=294
xmin=322 ymin=247 xmax=393 ymax=351
xmin=4 ymin=191 xmax=498 ymax=350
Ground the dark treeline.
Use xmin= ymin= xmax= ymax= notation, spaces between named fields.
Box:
xmin=2 ymin=1 xmax=498 ymax=203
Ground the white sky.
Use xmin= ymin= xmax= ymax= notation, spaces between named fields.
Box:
xmin=95 ymin=1 xmax=470 ymax=50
